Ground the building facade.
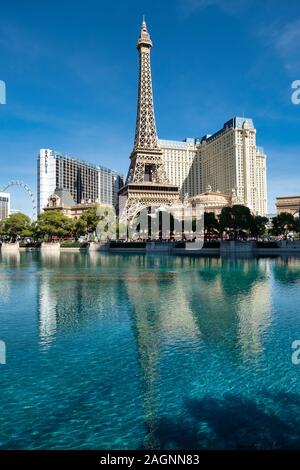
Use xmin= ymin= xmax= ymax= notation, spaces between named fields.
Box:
xmin=200 ymin=118 xmax=267 ymax=216
xmin=276 ymin=196 xmax=300 ymax=218
xmin=189 ymin=187 xmax=238 ymax=216
xmin=255 ymin=147 xmax=267 ymax=216
xmin=159 ymin=139 xmax=201 ymax=198
xmin=37 ymin=149 xmax=122 ymax=214
xmin=0 ymin=192 xmax=10 ymax=221
xmin=159 ymin=118 xmax=268 ymax=216
xmin=44 ymin=189 xmax=103 ymax=219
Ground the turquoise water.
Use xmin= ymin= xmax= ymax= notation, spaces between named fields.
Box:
xmin=0 ymin=251 xmax=300 ymax=450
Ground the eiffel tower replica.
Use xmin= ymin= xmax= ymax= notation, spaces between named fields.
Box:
xmin=119 ymin=18 xmax=179 ymax=222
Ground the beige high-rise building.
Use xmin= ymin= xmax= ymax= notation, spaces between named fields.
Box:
xmin=160 ymin=117 xmax=268 ymax=216
xmin=200 ymin=118 xmax=267 ymax=215
xmin=158 ymin=138 xmax=201 ymax=198
xmin=256 ymin=147 xmax=268 ymax=216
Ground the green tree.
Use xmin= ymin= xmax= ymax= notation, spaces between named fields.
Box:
xmin=73 ymin=218 xmax=86 ymax=239
xmin=35 ymin=211 xmax=74 ymax=241
xmin=0 ymin=212 xmax=32 ymax=241
xmin=76 ymin=205 xmax=118 ymax=241
xmin=250 ymin=215 xmax=268 ymax=239
xmin=294 ymin=218 xmax=300 ymax=236
xmin=219 ymin=205 xmax=252 ymax=240
xmin=77 ymin=207 xmax=99 ymax=236
xmin=0 ymin=219 xmax=5 ymax=238
xmin=204 ymin=212 xmax=220 ymax=240
xmin=271 ymin=212 xmax=295 ymax=238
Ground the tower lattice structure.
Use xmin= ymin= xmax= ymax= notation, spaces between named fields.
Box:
xmin=119 ymin=19 xmax=179 ymax=222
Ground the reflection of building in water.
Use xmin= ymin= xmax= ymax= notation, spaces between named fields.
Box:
xmin=0 ymin=250 xmax=20 ymax=266
xmin=0 ymin=276 xmax=11 ymax=303
xmin=37 ymin=266 xmax=121 ymax=346
xmin=124 ymin=254 xmax=273 ymax=450
xmin=40 ymin=249 xmax=61 ymax=266
xmin=273 ymin=257 xmax=300 ymax=285
xmin=125 ymin=271 xmax=200 ymax=448
xmin=39 ymin=277 xmax=57 ymax=347
xmin=157 ymin=278 xmax=199 ymax=340
xmin=236 ymin=259 xmax=272 ymax=358
xmin=184 ymin=257 xmax=272 ymax=361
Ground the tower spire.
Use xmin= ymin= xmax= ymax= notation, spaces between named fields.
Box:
xmin=137 ymin=16 xmax=152 ymax=49
xmin=134 ymin=19 xmax=157 ymax=149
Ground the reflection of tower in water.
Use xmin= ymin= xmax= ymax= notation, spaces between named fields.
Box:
xmin=126 ymin=278 xmax=162 ymax=449
xmin=125 ymin=266 xmax=200 ymax=449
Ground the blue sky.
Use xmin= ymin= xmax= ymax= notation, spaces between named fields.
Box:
xmin=0 ymin=0 xmax=299 ymax=215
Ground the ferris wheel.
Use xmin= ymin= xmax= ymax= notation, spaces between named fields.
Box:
xmin=1 ymin=180 xmax=36 ymax=220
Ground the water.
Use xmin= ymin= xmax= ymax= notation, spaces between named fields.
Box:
xmin=0 ymin=251 xmax=300 ymax=450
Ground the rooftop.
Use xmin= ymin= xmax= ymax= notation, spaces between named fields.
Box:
xmin=201 ymin=117 xmax=255 ymax=143
xmin=159 ymin=117 xmax=257 ymax=148
xmin=158 ymin=138 xmax=197 ymax=148
xmin=41 ymin=149 xmax=122 ymax=176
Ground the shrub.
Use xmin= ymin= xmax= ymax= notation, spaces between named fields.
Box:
xmin=203 ymin=241 xmax=220 ymax=248
xmin=19 ymin=241 xmax=42 ymax=248
xmin=256 ymin=241 xmax=279 ymax=249
xmin=60 ymin=240 xmax=89 ymax=248
xmin=174 ymin=241 xmax=186 ymax=248
xmin=109 ymin=241 xmax=146 ymax=248
xmin=174 ymin=241 xmax=220 ymax=249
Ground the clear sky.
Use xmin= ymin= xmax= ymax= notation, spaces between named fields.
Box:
xmin=0 ymin=0 xmax=299 ymax=215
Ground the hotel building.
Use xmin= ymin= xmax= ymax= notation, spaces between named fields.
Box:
xmin=37 ymin=149 xmax=123 ymax=214
xmin=0 ymin=192 xmax=10 ymax=221
xmin=159 ymin=117 xmax=267 ymax=215
xmin=159 ymin=138 xmax=201 ymax=198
